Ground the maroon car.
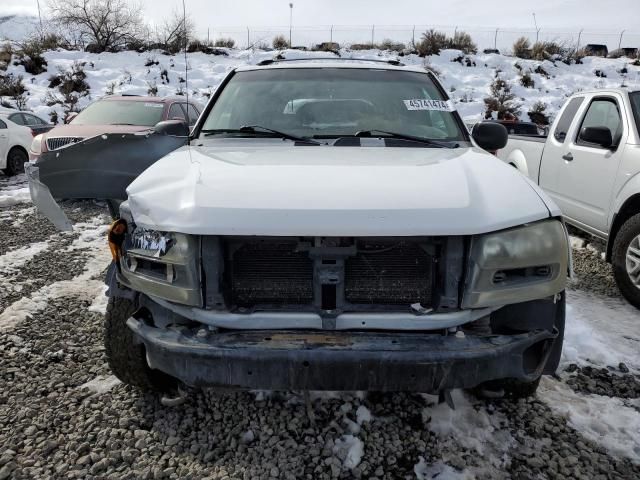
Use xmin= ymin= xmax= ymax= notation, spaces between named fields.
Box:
xmin=30 ymin=95 xmax=202 ymax=158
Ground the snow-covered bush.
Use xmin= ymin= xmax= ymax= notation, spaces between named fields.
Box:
xmin=14 ymin=39 xmax=48 ymax=75
xmin=520 ymin=71 xmax=535 ymax=88
xmin=272 ymin=35 xmax=290 ymax=50
xmin=484 ymin=73 xmax=521 ymax=120
xmin=378 ymin=39 xmax=406 ymax=53
xmin=44 ymin=61 xmax=90 ymax=122
xmin=531 ymin=41 xmax=565 ymax=61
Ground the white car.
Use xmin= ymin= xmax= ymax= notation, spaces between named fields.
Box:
xmin=0 ymin=112 xmax=33 ymax=176
xmin=29 ymin=59 xmax=569 ymax=399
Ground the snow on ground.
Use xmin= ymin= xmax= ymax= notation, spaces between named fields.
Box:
xmin=0 ymin=239 xmax=50 ymax=274
xmin=0 ymin=217 xmax=111 ymax=331
xmin=77 ymin=374 xmax=121 ymax=395
xmin=539 ymin=377 xmax=640 ymax=462
xmin=563 ymin=289 xmax=640 ymax=371
xmin=3 ymin=45 xmax=640 ymax=126
xmin=0 ymin=174 xmax=31 ymax=207
xmin=333 ymin=434 xmax=364 ymax=470
xmin=414 ymin=458 xmax=472 ymax=480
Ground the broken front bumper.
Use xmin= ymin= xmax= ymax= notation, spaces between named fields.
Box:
xmin=127 ymin=316 xmax=558 ymax=391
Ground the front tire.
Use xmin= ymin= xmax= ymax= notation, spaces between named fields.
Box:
xmin=104 ymin=296 xmax=176 ymax=391
xmin=612 ymin=213 xmax=640 ymax=309
xmin=4 ymin=147 xmax=27 ymax=176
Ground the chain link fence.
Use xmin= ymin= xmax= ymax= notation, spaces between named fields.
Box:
xmin=196 ymin=24 xmax=640 ymax=53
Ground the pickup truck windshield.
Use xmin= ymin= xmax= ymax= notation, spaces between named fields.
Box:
xmin=201 ymin=68 xmax=466 ymax=142
xmin=71 ymin=100 xmax=165 ymax=126
xmin=630 ymin=92 xmax=640 ymax=133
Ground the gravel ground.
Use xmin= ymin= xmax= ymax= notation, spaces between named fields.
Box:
xmin=1 ymin=175 xmax=639 ymax=479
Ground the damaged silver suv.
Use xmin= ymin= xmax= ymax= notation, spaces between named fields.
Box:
xmin=28 ymin=59 xmax=570 ymax=397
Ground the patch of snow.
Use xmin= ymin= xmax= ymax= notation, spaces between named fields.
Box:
xmin=539 ymin=377 xmax=640 ymax=462
xmin=0 ymin=240 xmax=50 ymax=274
xmin=0 ymin=186 xmax=30 ymax=207
xmin=414 ymin=457 xmax=471 ymax=480
xmin=0 ymin=218 xmax=111 ymax=331
xmin=333 ymin=434 xmax=364 ymax=470
xmin=78 ymin=375 xmax=121 ymax=394
xmin=563 ymin=289 xmax=640 ymax=371
xmin=356 ymin=405 xmax=372 ymax=425
xmin=88 ymin=284 xmax=109 ymax=314
xmin=424 ymin=390 xmax=514 ymax=473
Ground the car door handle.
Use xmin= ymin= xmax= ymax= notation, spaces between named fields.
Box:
xmin=562 ymin=153 xmax=573 ymax=162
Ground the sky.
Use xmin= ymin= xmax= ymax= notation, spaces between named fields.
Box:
xmin=3 ymin=0 xmax=640 ymax=48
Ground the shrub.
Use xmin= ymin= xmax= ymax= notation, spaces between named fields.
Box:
xmin=146 ymin=80 xmax=158 ymax=96
xmin=528 ymin=101 xmax=549 ymax=125
xmin=531 ymin=41 xmax=564 ymax=61
xmin=0 ymin=74 xmax=27 ymax=109
xmin=416 ymin=29 xmax=447 ymax=57
xmin=144 ymin=56 xmax=159 ymax=67
xmin=0 ymin=44 xmax=13 ymax=71
xmin=378 ymin=39 xmax=405 ymax=52
xmin=534 ymin=65 xmax=549 ymax=78
xmin=14 ymin=39 xmax=48 ymax=75
xmin=483 ymin=73 xmax=521 ymax=120
xmin=44 ymin=61 xmax=90 ymax=120
xmin=214 ymin=38 xmax=235 ymax=48
xmin=350 ymin=43 xmax=374 ymax=51
xmin=272 ymin=35 xmax=290 ymax=49
xmin=447 ymin=31 xmax=477 ymax=54
xmin=520 ymin=71 xmax=535 ymax=88
xmin=313 ymin=42 xmax=340 ymax=53
xmin=512 ymin=37 xmax=531 ymax=59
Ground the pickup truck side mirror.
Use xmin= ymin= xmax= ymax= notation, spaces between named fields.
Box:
xmin=472 ymin=122 xmax=508 ymax=152
xmin=579 ymin=126 xmax=613 ymax=148
xmin=154 ymin=119 xmax=189 ymax=137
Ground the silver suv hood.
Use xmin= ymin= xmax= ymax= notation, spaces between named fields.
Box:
xmin=127 ymin=144 xmax=553 ymax=236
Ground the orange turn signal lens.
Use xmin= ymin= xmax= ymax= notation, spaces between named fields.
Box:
xmin=108 ymin=219 xmax=128 ymax=261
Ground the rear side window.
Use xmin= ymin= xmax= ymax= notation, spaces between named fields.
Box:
xmin=169 ymin=104 xmax=186 ymax=121
xmin=0 ymin=119 xmax=6 ymax=129
xmin=553 ymin=97 xmax=584 ymax=142
xmin=629 ymin=92 xmax=640 ymax=134
xmin=184 ymin=103 xmax=199 ymax=125
xmin=8 ymin=113 xmax=24 ymax=125
xmin=23 ymin=114 xmax=44 ymax=126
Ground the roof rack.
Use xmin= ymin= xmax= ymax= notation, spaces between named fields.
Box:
xmin=256 ymin=57 xmax=405 ymax=67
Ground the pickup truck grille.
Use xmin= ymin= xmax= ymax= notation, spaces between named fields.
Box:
xmin=46 ymin=136 xmax=84 ymax=151
xmin=225 ymin=238 xmax=434 ymax=310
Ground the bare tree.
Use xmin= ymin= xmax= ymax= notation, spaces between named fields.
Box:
xmin=155 ymin=10 xmax=194 ymax=53
xmin=48 ymin=0 xmax=144 ymax=52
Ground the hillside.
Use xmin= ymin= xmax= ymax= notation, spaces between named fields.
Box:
xmin=2 ymin=45 xmax=640 ymax=125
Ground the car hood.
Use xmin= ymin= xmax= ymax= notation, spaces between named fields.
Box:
xmin=127 ymin=144 xmax=554 ymax=236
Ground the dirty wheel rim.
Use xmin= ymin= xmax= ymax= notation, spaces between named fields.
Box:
xmin=627 ymin=235 xmax=640 ymax=288
xmin=9 ymin=151 xmax=26 ymax=174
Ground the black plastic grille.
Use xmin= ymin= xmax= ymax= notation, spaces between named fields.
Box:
xmin=345 ymin=242 xmax=433 ymax=305
xmin=228 ymin=241 xmax=313 ymax=307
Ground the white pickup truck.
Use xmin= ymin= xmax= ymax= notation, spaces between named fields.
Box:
xmin=28 ymin=59 xmax=570 ymax=399
xmin=498 ymin=88 xmax=640 ymax=308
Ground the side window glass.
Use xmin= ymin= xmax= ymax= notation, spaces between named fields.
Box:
xmin=184 ymin=104 xmax=199 ymax=126
xmin=0 ymin=119 xmax=7 ymax=129
xmin=9 ymin=113 xmax=25 ymax=125
xmin=23 ymin=114 xmax=40 ymax=126
xmin=168 ymin=104 xmax=186 ymax=121
xmin=553 ymin=97 xmax=584 ymax=143
xmin=578 ymin=98 xmax=622 ymax=147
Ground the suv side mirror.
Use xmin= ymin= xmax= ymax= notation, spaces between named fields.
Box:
xmin=154 ymin=119 xmax=189 ymax=137
xmin=579 ymin=126 xmax=612 ymax=148
xmin=472 ymin=122 xmax=508 ymax=152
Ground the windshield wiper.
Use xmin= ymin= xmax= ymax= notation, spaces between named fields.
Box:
xmin=354 ymin=129 xmax=457 ymax=148
xmin=202 ymin=125 xmax=322 ymax=145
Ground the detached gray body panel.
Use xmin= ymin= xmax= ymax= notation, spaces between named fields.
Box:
xmin=35 ymin=132 xmax=186 ymax=200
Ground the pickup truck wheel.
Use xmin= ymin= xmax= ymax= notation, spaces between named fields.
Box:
xmin=4 ymin=147 xmax=27 ymax=176
xmin=612 ymin=213 xmax=640 ymax=309
xmin=104 ymin=296 xmax=176 ymax=391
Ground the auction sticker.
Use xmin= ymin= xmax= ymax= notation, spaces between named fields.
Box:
xmin=403 ymin=99 xmax=456 ymax=111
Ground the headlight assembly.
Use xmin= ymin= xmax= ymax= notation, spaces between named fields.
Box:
xmin=462 ymin=219 xmax=568 ymax=308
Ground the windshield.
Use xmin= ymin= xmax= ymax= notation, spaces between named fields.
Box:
xmin=71 ymin=100 xmax=165 ymax=126
xmin=201 ymin=68 xmax=467 ymax=142
xmin=630 ymin=92 xmax=640 ymax=134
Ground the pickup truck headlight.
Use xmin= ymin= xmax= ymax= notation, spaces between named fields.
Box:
xmin=117 ymin=223 xmax=202 ymax=306
xmin=462 ymin=219 xmax=568 ymax=308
